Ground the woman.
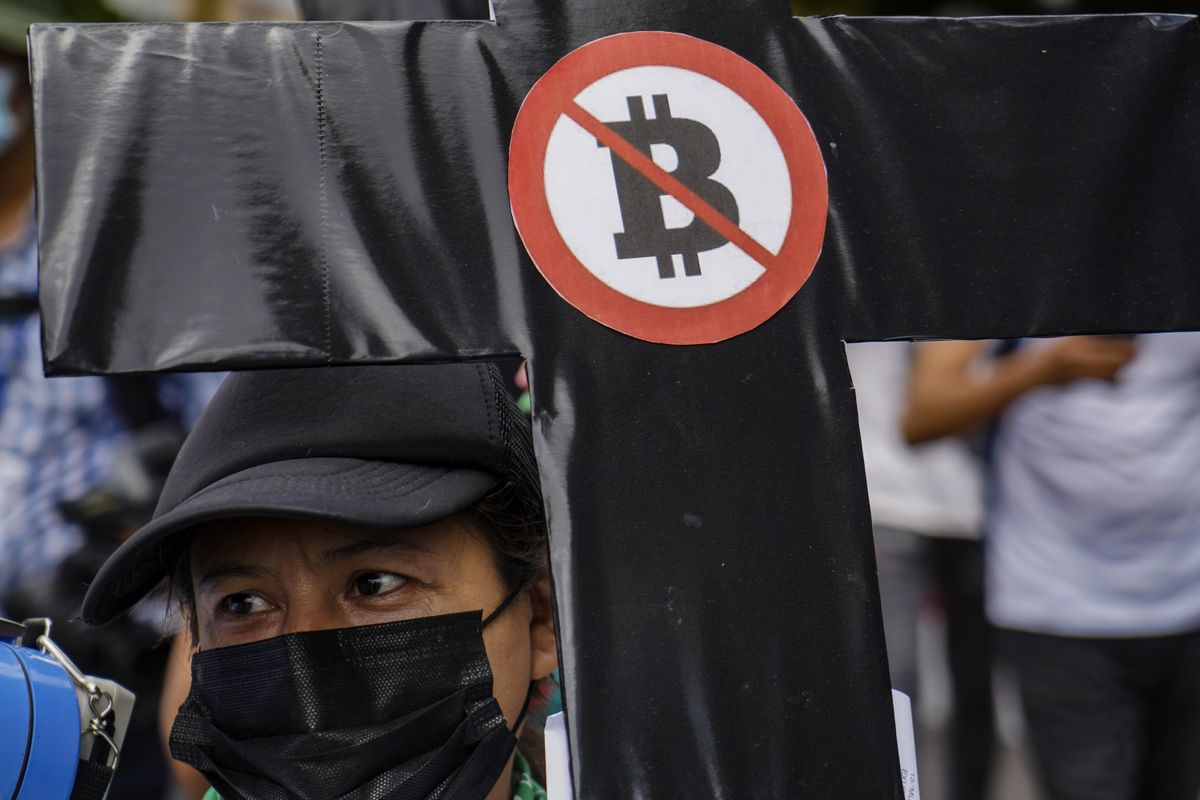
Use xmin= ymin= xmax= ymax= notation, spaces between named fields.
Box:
xmin=81 ymin=363 xmax=558 ymax=800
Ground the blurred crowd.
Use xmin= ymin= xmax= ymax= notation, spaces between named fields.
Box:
xmin=2 ymin=1 xmax=1198 ymax=800
xmin=0 ymin=7 xmax=228 ymax=799
xmin=850 ymin=336 xmax=1200 ymax=800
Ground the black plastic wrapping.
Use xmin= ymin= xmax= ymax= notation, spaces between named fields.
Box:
xmin=29 ymin=3 xmax=1200 ymax=798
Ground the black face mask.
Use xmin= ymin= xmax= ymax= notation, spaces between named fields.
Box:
xmin=169 ymin=592 xmax=527 ymax=800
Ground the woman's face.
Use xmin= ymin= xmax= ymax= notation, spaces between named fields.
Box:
xmin=188 ymin=515 xmax=557 ymax=796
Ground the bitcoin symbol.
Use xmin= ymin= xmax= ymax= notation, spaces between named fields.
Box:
xmin=599 ymin=94 xmax=740 ymax=279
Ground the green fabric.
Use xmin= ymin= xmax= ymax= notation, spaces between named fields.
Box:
xmin=512 ymin=750 xmax=548 ymax=800
xmin=200 ymin=752 xmax=546 ymax=800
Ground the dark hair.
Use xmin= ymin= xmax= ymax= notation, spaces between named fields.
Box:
xmin=471 ymin=477 xmax=549 ymax=592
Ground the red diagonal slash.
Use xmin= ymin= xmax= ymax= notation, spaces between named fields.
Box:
xmin=563 ymin=101 xmax=780 ymax=272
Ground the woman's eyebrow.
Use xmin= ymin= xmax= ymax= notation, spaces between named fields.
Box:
xmin=197 ymin=564 xmax=276 ymax=589
xmin=322 ymin=536 xmax=433 ymax=562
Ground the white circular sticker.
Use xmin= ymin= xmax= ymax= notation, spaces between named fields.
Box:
xmin=509 ymin=31 xmax=829 ymax=346
xmin=543 ymin=65 xmax=792 ymax=309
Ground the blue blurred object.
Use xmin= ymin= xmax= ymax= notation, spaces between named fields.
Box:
xmin=0 ymin=624 xmax=79 ymax=799
xmin=0 ymin=641 xmax=32 ymax=796
xmin=0 ymin=619 xmax=132 ymax=800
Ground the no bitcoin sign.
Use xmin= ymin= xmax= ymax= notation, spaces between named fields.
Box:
xmin=509 ymin=31 xmax=829 ymax=345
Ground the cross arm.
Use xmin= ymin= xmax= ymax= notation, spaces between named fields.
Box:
xmin=787 ymin=14 xmax=1200 ymax=343
xmin=30 ymin=19 xmax=530 ymax=374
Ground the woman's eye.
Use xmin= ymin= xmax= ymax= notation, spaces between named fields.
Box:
xmin=352 ymin=572 xmax=408 ymax=598
xmin=220 ymin=593 xmax=270 ymax=616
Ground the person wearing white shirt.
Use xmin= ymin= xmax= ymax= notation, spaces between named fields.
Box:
xmin=906 ymin=334 xmax=1200 ymax=800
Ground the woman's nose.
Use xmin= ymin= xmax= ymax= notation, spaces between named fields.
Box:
xmin=281 ymin=600 xmax=347 ymax=635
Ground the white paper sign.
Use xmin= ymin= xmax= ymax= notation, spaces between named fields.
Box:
xmin=893 ymin=689 xmax=922 ymax=799
xmin=544 ymin=712 xmax=573 ymax=799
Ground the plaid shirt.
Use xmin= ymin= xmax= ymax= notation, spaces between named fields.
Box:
xmin=0 ymin=227 xmax=222 ymax=611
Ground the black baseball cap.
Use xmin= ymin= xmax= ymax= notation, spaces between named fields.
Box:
xmin=81 ymin=362 xmax=538 ymax=625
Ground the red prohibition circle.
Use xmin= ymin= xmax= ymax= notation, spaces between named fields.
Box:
xmin=509 ymin=31 xmax=829 ymax=346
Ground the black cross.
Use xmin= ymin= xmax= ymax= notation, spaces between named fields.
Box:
xmin=30 ymin=2 xmax=1200 ymax=796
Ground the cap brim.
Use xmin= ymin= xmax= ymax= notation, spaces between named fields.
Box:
xmin=81 ymin=458 xmax=497 ymax=624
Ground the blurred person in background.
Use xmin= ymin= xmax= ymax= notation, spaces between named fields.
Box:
xmin=848 ymin=341 xmax=994 ymax=800
xmin=906 ymin=334 xmax=1200 ymax=800
xmin=0 ymin=3 xmax=222 ymax=797
xmin=0 ymin=0 xmax=217 ymax=611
